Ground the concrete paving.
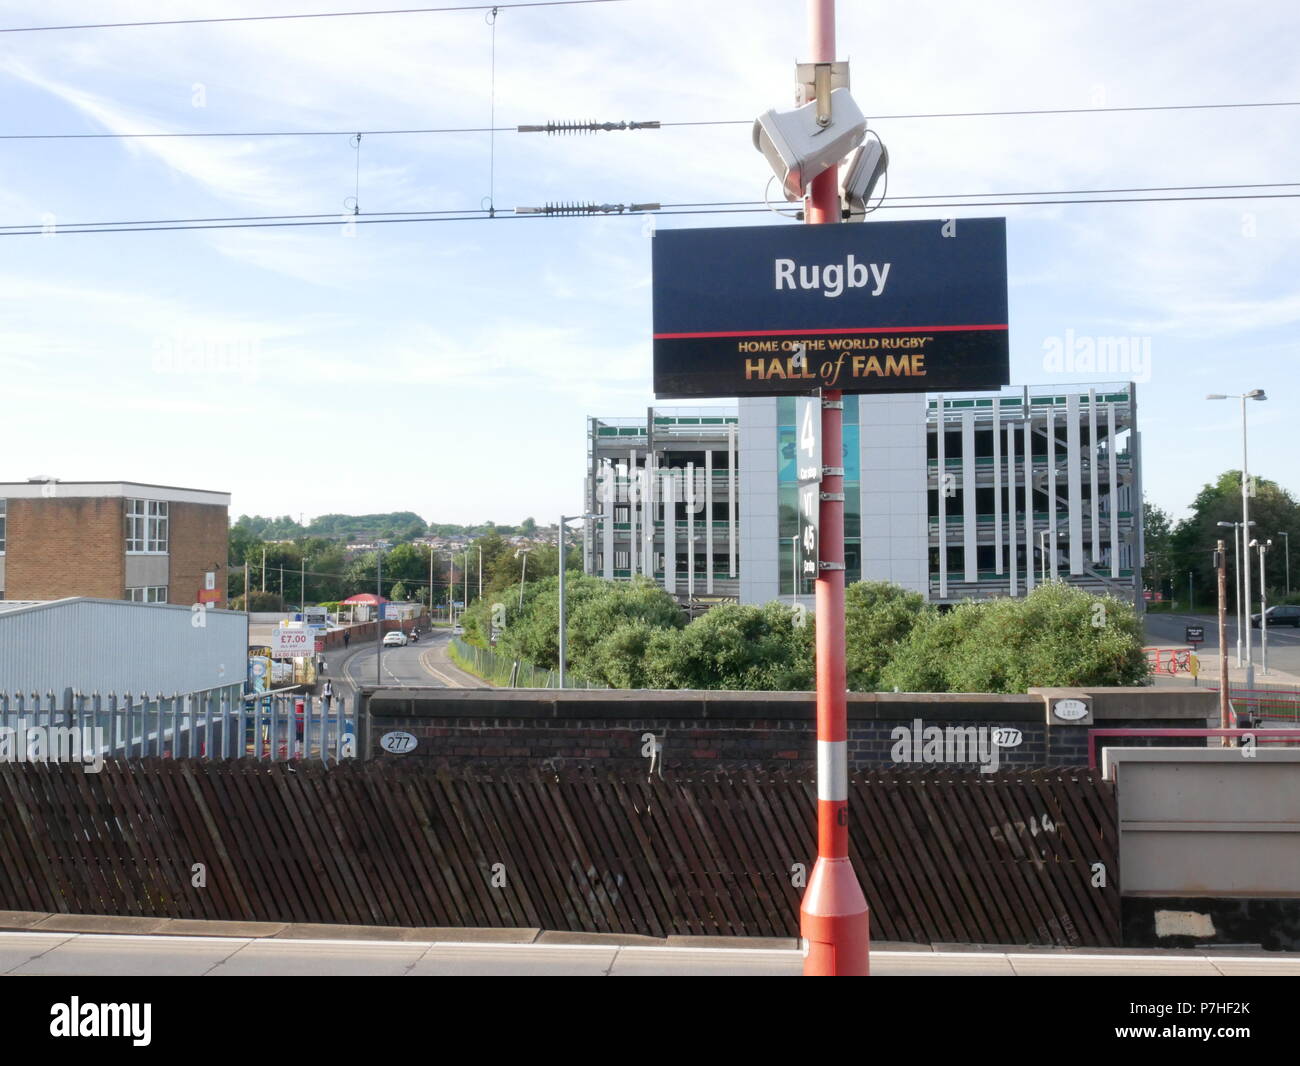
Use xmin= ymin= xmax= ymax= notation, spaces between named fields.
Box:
xmin=2 ymin=930 xmax=1298 ymax=976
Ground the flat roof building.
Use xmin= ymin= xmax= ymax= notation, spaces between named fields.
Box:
xmin=584 ymin=382 xmax=1143 ymax=611
xmin=0 ymin=479 xmax=230 ymax=609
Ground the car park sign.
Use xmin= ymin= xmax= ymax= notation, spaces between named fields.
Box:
xmin=271 ymin=627 xmax=313 ymax=659
xmin=652 ymin=218 xmax=1009 ymax=398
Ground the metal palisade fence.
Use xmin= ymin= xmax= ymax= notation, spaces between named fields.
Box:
xmin=0 ymin=684 xmax=358 ymax=763
xmin=449 ymin=637 xmax=605 ymax=689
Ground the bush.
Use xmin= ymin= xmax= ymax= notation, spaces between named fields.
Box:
xmin=644 ymin=601 xmax=813 ymax=690
xmin=844 ymin=580 xmax=926 ymax=690
xmin=880 ymin=582 xmax=1149 ymax=693
xmin=230 ymin=591 xmax=288 ymax=612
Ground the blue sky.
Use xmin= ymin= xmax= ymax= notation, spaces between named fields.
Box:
xmin=1 ymin=0 xmax=1297 ymax=525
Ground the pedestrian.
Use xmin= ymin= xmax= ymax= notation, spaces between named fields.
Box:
xmin=343 ymin=631 xmax=351 ymax=649
xmin=317 ymin=654 xmax=328 ymax=676
xmin=322 ymin=678 xmax=334 ymax=707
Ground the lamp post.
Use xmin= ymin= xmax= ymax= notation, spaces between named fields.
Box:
xmin=1217 ymin=520 xmax=1254 ymax=666
xmin=1188 ymin=569 xmax=1194 ymax=613
xmin=1038 ymin=527 xmax=1065 ymax=585
xmin=1251 ymin=538 xmax=1271 ymax=674
xmin=791 ymin=534 xmax=799 ymax=609
xmin=516 ymin=547 xmax=531 ymax=609
xmin=375 ymin=541 xmax=389 ymax=687
xmin=1208 ymin=389 xmax=1266 ymax=692
xmin=557 ymin=514 xmax=598 ymax=688
xmin=1280 ymin=531 xmax=1291 ymax=599
xmin=442 ymin=551 xmax=456 ymax=626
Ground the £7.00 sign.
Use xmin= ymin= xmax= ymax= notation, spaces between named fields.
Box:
xmin=271 ymin=628 xmax=313 ymax=659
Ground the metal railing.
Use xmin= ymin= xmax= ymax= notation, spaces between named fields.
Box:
xmin=448 ymin=637 xmax=605 ymax=689
xmin=0 ymin=683 xmax=357 ymax=763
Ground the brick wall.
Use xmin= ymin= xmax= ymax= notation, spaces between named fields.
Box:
xmin=364 ymin=688 xmax=1217 ymax=771
xmin=4 ymin=497 xmax=125 ymax=600
xmin=168 ymin=501 xmax=228 ymax=607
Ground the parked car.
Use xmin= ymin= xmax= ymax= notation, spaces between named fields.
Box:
xmin=1252 ymin=604 xmax=1300 ymax=628
xmin=383 ymin=630 xmax=408 ymax=647
xmin=451 ymin=624 xmax=464 ymax=635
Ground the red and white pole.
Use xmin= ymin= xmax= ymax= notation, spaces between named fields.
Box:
xmin=800 ymin=0 xmax=871 ymax=977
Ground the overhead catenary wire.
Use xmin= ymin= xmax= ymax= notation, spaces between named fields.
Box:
xmin=661 ymin=99 xmax=1300 ymax=125
xmin=5 ymin=99 xmax=1299 ymax=142
xmin=6 ymin=193 xmax=1300 ymax=236
xmin=5 ymin=182 xmax=1299 ymax=236
xmin=0 ymin=0 xmax=627 ymax=34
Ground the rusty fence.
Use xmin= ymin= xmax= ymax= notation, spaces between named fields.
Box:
xmin=0 ymin=760 xmax=1119 ymax=945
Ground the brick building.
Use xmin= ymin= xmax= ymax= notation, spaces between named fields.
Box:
xmin=0 ymin=479 xmax=229 ymax=607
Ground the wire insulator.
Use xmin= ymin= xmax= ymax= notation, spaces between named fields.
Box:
xmin=516 ymin=119 xmax=661 ymax=134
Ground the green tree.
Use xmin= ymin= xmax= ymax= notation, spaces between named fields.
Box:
xmin=1169 ymin=471 xmax=1300 ymax=611
xmin=644 ymin=602 xmax=813 ymax=690
xmin=844 ymin=580 xmax=926 ymax=690
xmin=880 ymin=583 xmax=1148 ymax=693
xmin=878 ymin=605 xmax=968 ymax=693
xmin=1143 ymin=498 xmax=1174 ymax=602
xmin=565 ymin=579 xmax=685 ymax=686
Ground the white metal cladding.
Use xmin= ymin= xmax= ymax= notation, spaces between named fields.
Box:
xmin=936 ymin=395 xmax=947 ymax=599
xmin=1088 ymin=387 xmax=1101 ymax=562
xmin=0 ymin=598 xmax=247 ymax=695
xmin=1066 ymin=394 xmax=1084 ymax=575
xmin=961 ymin=410 xmax=977 ymax=584
xmin=992 ymin=396 xmax=1002 ymax=574
xmin=1023 ymin=414 xmax=1035 ymax=591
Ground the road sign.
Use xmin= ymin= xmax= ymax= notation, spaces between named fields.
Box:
xmin=652 ymin=218 xmax=1009 ymax=398
xmin=271 ymin=627 xmax=312 ymax=659
xmin=303 ymin=606 xmax=328 ymax=627
xmin=1185 ymin=625 xmax=1205 ymax=645
xmin=798 ymin=482 xmax=818 ymax=580
xmin=795 ymin=394 xmax=822 ymax=483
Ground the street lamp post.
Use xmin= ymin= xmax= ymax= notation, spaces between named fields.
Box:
xmin=1217 ymin=520 xmax=1254 ymax=667
xmin=558 ymin=514 xmax=598 ymax=688
xmin=516 ymin=548 xmax=531 ymax=609
xmin=791 ymin=534 xmax=799 ymax=610
xmin=1208 ymin=389 xmax=1266 ymax=692
xmin=1251 ymin=538 xmax=1271 ymax=674
xmin=375 ymin=541 xmax=389 ymax=687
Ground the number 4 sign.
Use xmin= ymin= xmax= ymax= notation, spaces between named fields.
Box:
xmin=796 ymin=394 xmax=822 ymax=484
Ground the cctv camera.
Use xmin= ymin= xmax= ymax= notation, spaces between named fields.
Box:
xmin=753 ymin=88 xmax=867 ymax=201
xmin=842 ymin=139 xmax=888 ymax=219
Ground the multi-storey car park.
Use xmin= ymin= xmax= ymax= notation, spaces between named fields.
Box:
xmin=584 ymin=382 xmax=1142 ymax=612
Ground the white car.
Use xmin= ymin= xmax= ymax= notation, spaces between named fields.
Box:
xmin=383 ymin=631 xmax=408 ymax=648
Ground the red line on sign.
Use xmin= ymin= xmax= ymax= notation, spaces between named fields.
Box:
xmin=653 ymin=324 xmax=1009 ymax=340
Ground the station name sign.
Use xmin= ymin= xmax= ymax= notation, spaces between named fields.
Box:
xmin=652 ymin=218 xmax=1010 ymax=398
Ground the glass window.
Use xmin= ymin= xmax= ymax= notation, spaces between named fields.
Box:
xmin=126 ymin=499 xmax=168 ymax=552
xmin=126 ymin=586 xmax=168 ymax=603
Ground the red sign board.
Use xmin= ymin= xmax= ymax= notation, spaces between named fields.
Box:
xmin=197 ymin=588 xmax=221 ymax=603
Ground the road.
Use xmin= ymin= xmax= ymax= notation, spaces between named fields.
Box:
xmin=3 ymin=930 xmax=1298 ymax=976
xmin=1144 ymin=610 xmax=1300 ymax=679
xmin=338 ymin=628 xmax=476 ymax=694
